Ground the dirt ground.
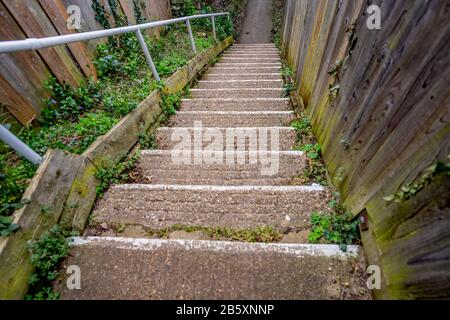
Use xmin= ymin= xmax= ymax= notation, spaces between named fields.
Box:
xmin=238 ymin=0 xmax=273 ymax=43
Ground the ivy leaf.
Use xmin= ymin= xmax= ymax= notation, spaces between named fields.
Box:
xmin=383 ymin=195 xmax=395 ymax=202
xmin=339 ymin=243 xmax=348 ymax=252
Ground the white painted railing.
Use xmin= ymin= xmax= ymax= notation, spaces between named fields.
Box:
xmin=0 ymin=12 xmax=231 ymax=164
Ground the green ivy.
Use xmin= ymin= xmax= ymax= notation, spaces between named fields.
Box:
xmin=308 ymin=197 xmax=361 ymax=251
xmin=25 ymin=225 xmax=78 ymax=300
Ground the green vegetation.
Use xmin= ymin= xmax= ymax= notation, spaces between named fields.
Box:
xmin=308 ymin=195 xmax=361 ymax=251
xmin=383 ymin=158 xmax=450 ymax=203
xmin=95 ymin=150 xmax=141 ymax=197
xmin=147 ymin=224 xmax=282 ymax=243
xmin=291 ymin=115 xmax=327 ymax=186
xmin=25 ymin=225 xmax=77 ymax=300
xmin=0 ymin=1 xmax=229 ymax=232
xmin=272 ymin=0 xmax=284 ymax=48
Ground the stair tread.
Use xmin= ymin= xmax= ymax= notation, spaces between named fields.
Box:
xmin=56 ymin=237 xmax=369 ymax=300
xmin=92 ymin=184 xmax=330 ymax=230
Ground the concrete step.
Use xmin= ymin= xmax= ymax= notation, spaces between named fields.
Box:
xmin=207 ymin=67 xmax=281 ymax=74
xmin=226 ymin=49 xmax=280 ymax=53
xmin=221 ymin=52 xmax=280 ymax=57
xmin=220 ymin=57 xmax=280 ymax=63
xmin=201 ymin=73 xmax=282 ymax=81
xmin=214 ymin=62 xmax=282 ymax=68
xmin=138 ymin=150 xmax=306 ymax=185
xmin=91 ymin=184 xmax=330 ymax=230
xmin=156 ymin=127 xmax=297 ymax=151
xmin=197 ymin=80 xmax=283 ymax=89
xmin=180 ymin=98 xmax=290 ymax=111
xmin=57 ymin=237 xmax=368 ymax=300
xmin=191 ymin=88 xmax=284 ymax=99
xmin=170 ymin=111 xmax=293 ymax=127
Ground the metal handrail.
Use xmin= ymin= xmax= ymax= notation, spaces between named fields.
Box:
xmin=0 ymin=11 xmax=231 ymax=165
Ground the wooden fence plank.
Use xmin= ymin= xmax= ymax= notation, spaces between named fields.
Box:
xmin=3 ymin=0 xmax=84 ymax=87
xmin=38 ymin=0 xmax=98 ymax=80
xmin=281 ymin=0 xmax=450 ymax=299
xmin=0 ymin=2 xmax=51 ymax=124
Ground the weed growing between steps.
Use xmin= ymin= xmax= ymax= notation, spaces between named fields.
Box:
xmin=272 ymin=0 xmax=284 ymax=48
xmin=146 ymin=225 xmax=283 ymax=243
xmin=95 ymin=150 xmax=141 ymax=198
xmin=308 ymin=195 xmax=361 ymax=252
xmin=25 ymin=225 xmax=77 ymax=300
xmin=0 ymin=2 xmax=224 ymax=232
xmin=281 ymin=65 xmax=328 ymax=186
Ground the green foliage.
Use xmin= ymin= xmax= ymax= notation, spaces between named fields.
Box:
xmin=383 ymin=159 xmax=450 ymax=203
xmin=290 ymin=115 xmax=312 ymax=142
xmin=299 ymin=143 xmax=321 ymax=160
xmin=95 ymin=151 xmax=140 ymax=197
xmin=132 ymin=0 xmax=146 ymax=24
xmin=148 ymin=224 xmax=282 ymax=243
xmin=25 ymin=225 xmax=77 ymax=300
xmin=308 ymin=197 xmax=360 ymax=251
xmin=91 ymin=0 xmax=111 ymax=29
xmin=41 ymin=77 xmax=101 ymax=126
xmin=171 ymin=0 xmax=197 ymax=18
xmin=328 ymin=84 xmax=340 ymax=102
xmin=272 ymin=0 xmax=284 ymax=48
xmin=1 ymin=6 xmax=218 ymax=235
xmin=328 ymin=60 xmax=343 ymax=77
xmin=283 ymin=83 xmax=294 ymax=97
xmin=161 ymin=92 xmax=182 ymax=116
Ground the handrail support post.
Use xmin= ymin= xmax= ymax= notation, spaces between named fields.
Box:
xmin=211 ymin=16 xmax=216 ymax=40
xmin=0 ymin=125 xmax=42 ymax=165
xmin=135 ymin=29 xmax=160 ymax=82
xmin=186 ymin=19 xmax=197 ymax=54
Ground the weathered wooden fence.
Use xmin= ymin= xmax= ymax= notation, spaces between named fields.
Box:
xmin=0 ymin=0 xmax=171 ymax=128
xmin=281 ymin=0 xmax=450 ymax=299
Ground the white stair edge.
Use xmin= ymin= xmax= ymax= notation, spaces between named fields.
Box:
xmin=69 ymin=237 xmax=361 ymax=258
xmin=158 ymin=126 xmax=295 ymax=130
xmin=190 ymin=88 xmax=284 ymax=92
xmin=202 ymin=73 xmax=282 ymax=76
xmin=215 ymin=63 xmax=282 ymax=65
xmin=141 ymin=150 xmax=304 ymax=156
xmin=175 ymin=111 xmax=293 ymax=115
xmin=181 ymin=98 xmax=289 ymax=101
xmin=210 ymin=67 xmax=281 ymax=70
xmin=199 ymin=79 xmax=282 ymax=82
xmin=110 ymin=184 xmax=325 ymax=192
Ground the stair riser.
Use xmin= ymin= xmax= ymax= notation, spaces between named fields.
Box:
xmin=207 ymin=68 xmax=280 ymax=74
xmin=202 ymin=73 xmax=282 ymax=80
xmin=139 ymin=151 xmax=305 ymax=184
xmin=215 ymin=63 xmax=281 ymax=68
xmin=170 ymin=113 xmax=294 ymax=127
xmin=156 ymin=128 xmax=297 ymax=151
xmin=222 ymin=53 xmax=281 ymax=62
xmin=92 ymin=185 xmax=331 ymax=230
xmin=221 ymin=57 xmax=280 ymax=62
xmin=57 ymin=238 xmax=364 ymax=300
xmin=180 ymin=99 xmax=290 ymax=111
xmin=197 ymin=80 xmax=283 ymax=89
xmin=191 ymin=89 xmax=284 ymax=98
xmin=181 ymin=100 xmax=290 ymax=111
xmin=226 ymin=50 xmax=280 ymax=54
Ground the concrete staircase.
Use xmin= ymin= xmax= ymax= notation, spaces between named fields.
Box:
xmin=57 ymin=43 xmax=369 ymax=300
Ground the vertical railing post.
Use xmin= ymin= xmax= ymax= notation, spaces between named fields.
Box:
xmin=186 ymin=19 xmax=197 ymax=54
xmin=227 ymin=13 xmax=233 ymax=36
xmin=0 ymin=125 xmax=42 ymax=165
xmin=211 ymin=16 xmax=216 ymax=40
xmin=135 ymin=29 xmax=160 ymax=82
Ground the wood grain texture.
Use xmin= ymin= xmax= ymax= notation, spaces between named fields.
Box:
xmin=0 ymin=0 xmax=171 ymax=126
xmin=3 ymin=0 xmax=84 ymax=87
xmin=38 ymin=0 xmax=98 ymax=79
xmin=282 ymin=0 xmax=450 ymax=299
